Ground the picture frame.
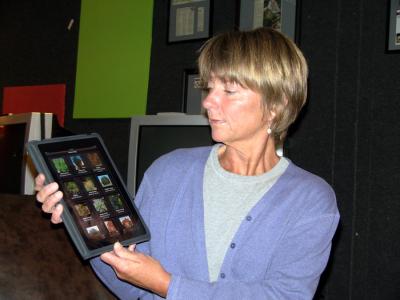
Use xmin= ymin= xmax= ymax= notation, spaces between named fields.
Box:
xmin=168 ymin=0 xmax=211 ymax=43
xmin=238 ymin=0 xmax=298 ymax=41
xmin=387 ymin=0 xmax=400 ymax=51
xmin=182 ymin=69 xmax=205 ymax=114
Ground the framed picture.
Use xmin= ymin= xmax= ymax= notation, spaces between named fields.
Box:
xmin=182 ymin=69 xmax=206 ymax=114
xmin=238 ymin=0 xmax=298 ymax=41
xmin=387 ymin=0 xmax=400 ymax=51
xmin=168 ymin=0 xmax=211 ymax=43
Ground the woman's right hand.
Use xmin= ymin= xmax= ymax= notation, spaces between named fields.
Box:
xmin=35 ymin=173 xmax=64 ymax=224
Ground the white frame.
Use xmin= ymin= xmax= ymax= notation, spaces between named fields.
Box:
xmin=239 ymin=0 xmax=298 ymax=41
xmin=182 ymin=69 xmax=206 ymax=114
xmin=168 ymin=0 xmax=211 ymax=42
xmin=388 ymin=0 xmax=400 ymax=51
xmin=127 ymin=114 xmax=209 ymax=196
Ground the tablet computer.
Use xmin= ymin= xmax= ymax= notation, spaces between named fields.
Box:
xmin=27 ymin=133 xmax=150 ymax=260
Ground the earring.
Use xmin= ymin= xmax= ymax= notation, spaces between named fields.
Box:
xmin=267 ymin=128 xmax=272 ymax=135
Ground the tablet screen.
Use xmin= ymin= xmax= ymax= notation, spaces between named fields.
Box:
xmin=38 ymin=137 xmax=148 ymax=251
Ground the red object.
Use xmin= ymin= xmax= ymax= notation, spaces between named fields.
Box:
xmin=2 ymin=84 xmax=66 ymax=126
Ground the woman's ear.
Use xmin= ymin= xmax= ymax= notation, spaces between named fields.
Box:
xmin=267 ymin=97 xmax=287 ymax=130
xmin=263 ymin=103 xmax=276 ymax=124
xmin=268 ymin=109 xmax=276 ymax=122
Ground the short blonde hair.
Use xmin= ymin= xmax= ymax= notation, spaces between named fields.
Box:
xmin=198 ymin=27 xmax=308 ymax=143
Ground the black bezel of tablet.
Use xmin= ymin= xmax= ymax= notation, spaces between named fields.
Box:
xmin=27 ymin=133 xmax=150 ymax=259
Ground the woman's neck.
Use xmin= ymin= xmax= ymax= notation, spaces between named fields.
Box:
xmin=218 ymin=138 xmax=280 ymax=176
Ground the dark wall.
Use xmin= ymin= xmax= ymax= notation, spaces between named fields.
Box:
xmin=290 ymin=1 xmax=400 ymax=299
xmin=1 ymin=0 xmax=399 ymax=299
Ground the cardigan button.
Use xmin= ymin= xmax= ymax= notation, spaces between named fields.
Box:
xmin=246 ymin=215 xmax=252 ymax=221
xmin=230 ymin=243 xmax=236 ymax=249
xmin=220 ymin=273 xmax=226 ymax=279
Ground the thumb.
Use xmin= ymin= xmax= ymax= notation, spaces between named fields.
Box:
xmin=113 ymin=242 xmax=135 ymax=260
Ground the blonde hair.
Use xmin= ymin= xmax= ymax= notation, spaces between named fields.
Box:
xmin=198 ymin=27 xmax=308 ymax=143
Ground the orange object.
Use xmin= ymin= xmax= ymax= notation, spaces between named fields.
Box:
xmin=3 ymin=84 xmax=66 ymax=126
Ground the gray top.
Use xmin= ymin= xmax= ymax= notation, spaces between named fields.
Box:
xmin=204 ymin=144 xmax=289 ymax=282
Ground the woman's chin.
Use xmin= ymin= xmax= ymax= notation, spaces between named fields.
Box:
xmin=210 ymin=132 xmax=226 ymax=143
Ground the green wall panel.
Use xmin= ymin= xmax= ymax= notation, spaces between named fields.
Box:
xmin=73 ymin=0 xmax=153 ymax=118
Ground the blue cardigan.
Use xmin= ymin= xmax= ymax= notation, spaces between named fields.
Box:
xmin=91 ymin=146 xmax=340 ymax=299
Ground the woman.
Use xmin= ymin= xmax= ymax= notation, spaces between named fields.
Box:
xmin=36 ymin=27 xmax=339 ymax=299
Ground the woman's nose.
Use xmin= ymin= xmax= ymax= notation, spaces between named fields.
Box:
xmin=202 ymin=91 xmax=217 ymax=110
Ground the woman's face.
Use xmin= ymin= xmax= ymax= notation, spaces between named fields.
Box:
xmin=202 ymin=77 xmax=271 ymax=146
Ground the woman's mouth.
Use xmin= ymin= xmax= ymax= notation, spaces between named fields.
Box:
xmin=208 ymin=118 xmax=225 ymax=125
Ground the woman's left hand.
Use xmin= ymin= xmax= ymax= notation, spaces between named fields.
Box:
xmin=100 ymin=242 xmax=171 ymax=298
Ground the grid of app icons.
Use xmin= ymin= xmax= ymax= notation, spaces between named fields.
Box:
xmin=85 ymin=225 xmax=105 ymax=240
xmin=46 ymin=146 xmax=137 ymax=245
xmin=104 ymin=220 xmax=119 ymax=237
xmin=51 ymin=157 xmax=69 ymax=174
xmin=70 ymin=155 xmax=86 ymax=172
xmin=74 ymin=203 xmax=91 ymax=218
xmin=92 ymin=197 xmax=108 ymax=214
xmin=119 ymin=215 xmax=134 ymax=232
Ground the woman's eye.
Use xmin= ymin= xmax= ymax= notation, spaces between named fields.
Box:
xmin=224 ymin=82 xmax=239 ymax=95
xmin=225 ymin=89 xmax=236 ymax=95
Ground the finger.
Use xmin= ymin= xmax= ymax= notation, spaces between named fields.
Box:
xmin=113 ymin=242 xmax=138 ymax=261
xmin=128 ymin=244 xmax=136 ymax=252
xmin=100 ymin=251 xmax=123 ymax=268
xmin=113 ymin=242 xmax=129 ymax=256
xmin=41 ymin=190 xmax=63 ymax=213
xmin=100 ymin=251 xmax=132 ymax=280
xmin=34 ymin=173 xmax=46 ymax=192
xmin=50 ymin=204 xmax=64 ymax=224
xmin=36 ymin=182 xmax=59 ymax=203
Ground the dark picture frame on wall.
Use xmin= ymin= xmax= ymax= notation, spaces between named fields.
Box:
xmin=182 ymin=69 xmax=205 ymax=114
xmin=238 ymin=0 xmax=298 ymax=41
xmin=387 ymin=0 xmax=400 ymax=51
xmin=168 ymin=0 xmax=211 ymax=43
